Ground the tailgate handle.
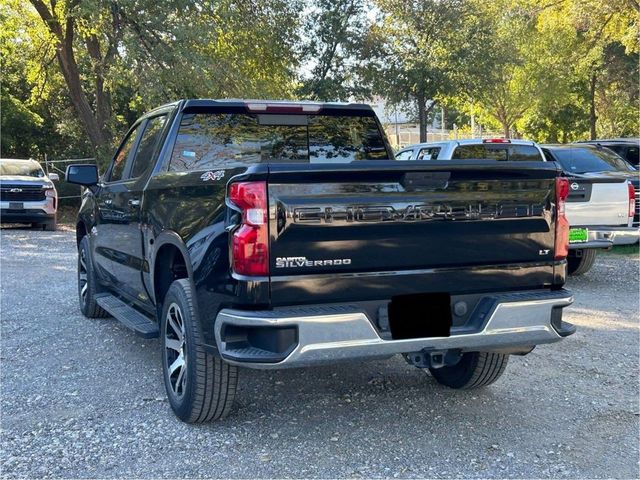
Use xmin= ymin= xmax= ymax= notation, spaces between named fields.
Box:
xmin=402 ymin=172 xmax=450 ymax=191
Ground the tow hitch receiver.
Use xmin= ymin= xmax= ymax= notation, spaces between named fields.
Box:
xmin=406 ymin=349 xmax=462 ymax=369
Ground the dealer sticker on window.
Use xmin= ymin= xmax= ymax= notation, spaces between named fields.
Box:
xmin=569 ymin=227 xmax=588 ymax=243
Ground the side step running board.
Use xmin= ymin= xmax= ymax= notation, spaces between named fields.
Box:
xmin=96 ymin=294 xmax=159 ymax=339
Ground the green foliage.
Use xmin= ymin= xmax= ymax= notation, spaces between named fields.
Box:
xmin=296 ymin=0 xmax=372 ymax=101
xmin=0 ymin=91 xmax=43 ymax=158
xmin=2 ymin=0 xmax=302 ymax=165
xmin=1 ymin=0 xmax=638 ymax=160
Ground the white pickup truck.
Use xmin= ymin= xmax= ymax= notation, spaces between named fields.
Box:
xmin=395 ymin=139 xmax=638 ymax=275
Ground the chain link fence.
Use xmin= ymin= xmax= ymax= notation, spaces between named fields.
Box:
xmin=383 ymin=123 xmax=504 ymax=150
xmin=43 ymin=157 xmax=96 ymax=206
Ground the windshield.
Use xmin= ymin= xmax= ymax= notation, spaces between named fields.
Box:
xmin=0 ymin=161 xmax=45 ymax=178
xmin=550 ymin=147 xmax=634 ymax=173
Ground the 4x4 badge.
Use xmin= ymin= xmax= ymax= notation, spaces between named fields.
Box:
xmin=200 ymin=170 xmax=225 ymax=182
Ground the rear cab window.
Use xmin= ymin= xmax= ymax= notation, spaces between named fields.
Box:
xmin=452 ymin=144 xmax=543 ymax=161
xmin=169 ymin=110 xmax=390 ymax=171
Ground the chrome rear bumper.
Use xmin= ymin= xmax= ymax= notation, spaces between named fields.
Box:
xmin=569 ymin=226 xmax=639 ymax=249
xmin=214 ymin=290 xmax=574 ymax=369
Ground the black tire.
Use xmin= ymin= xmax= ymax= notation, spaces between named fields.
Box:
xmin=429 ymin=352 xmax=509 ymax=389
xmin=78 ymin=236 xmax=109 ymax=318
xmin=43 ymin=216 xmax=57 ymax=231
xmin=567 ymin=249 xmax=597 ymax=276
xmin=161 ymin=279 xmax=238 ymax=423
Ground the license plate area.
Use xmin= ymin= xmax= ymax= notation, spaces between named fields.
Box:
xmin=569 ymin=227 xmax=588 ymax=243
xmin=388 ymin=292 xmax=452 ymax=340
xmin=9 ymin=202 xmax=24 ymax=210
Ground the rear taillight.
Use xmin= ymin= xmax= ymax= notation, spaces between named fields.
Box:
xmin=483 ymin=138 xmax=511 ymax=143
xmin=628 ymin=182 xmax=635 ymax=218
xmin=554 ymin=177 xmax=570 ymax=260
xmin=228 ymin=181 xmax=269 ymax=276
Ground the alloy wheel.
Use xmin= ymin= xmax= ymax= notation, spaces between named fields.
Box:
xmin=78 ymin=249 xmax=88 ymax=307
xmin=165 ymin=303 xmax=187 ymax=398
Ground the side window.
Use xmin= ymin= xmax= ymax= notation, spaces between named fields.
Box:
xmin=110 ymin=125 xmax=140 ymax=182
xmin=417 ymin=147 xmax=440 ymax=160
xmin=626 ymin=146 xmax=639 ymax=166
xmin=395 ymin=150 xmax=413 ymax=160
xmin=542 ymin=148 xmax=555 ymax=162
xmin=129 ymin=115 xmax=167 ymax=178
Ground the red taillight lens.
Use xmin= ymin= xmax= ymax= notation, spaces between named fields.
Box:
xmin=228 ymin=181 xmax=269 ymax=276
xmin=554 ymin=177 xmax=570 ymax=260
xmin=628 ymin=182 xmax=635 ymax=218
xmin=483 ymin=138 xmax=511 ymax=143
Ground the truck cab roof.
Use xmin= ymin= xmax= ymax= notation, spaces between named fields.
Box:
xmin=152 ymin=99 xmax=376 ymax=115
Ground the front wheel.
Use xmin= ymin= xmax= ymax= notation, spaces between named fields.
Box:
xmin=78 ymin=236 xmax=108 ymax=318
xmin=161 ymin=279 xmax=238 ymax=423
xmin=567 ymin=249 xmax=597 ymax=276
xmin=43 ymin=216 xmax=57 ymax=231
xmin=429 ymin=351 xmax=509 ymax=389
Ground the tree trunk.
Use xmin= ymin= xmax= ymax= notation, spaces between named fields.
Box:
xmin=417 ymin=92 xmax=427 ymax=143
xmin=30 ymin=0 xmax=111 ymax=155
xmin=502 ymin=122 xmax=510 ymax=139
xmin=589 ymin=72 xmax=597 ymax=140
xmin=56 ymin=49 xmax=109 ymax=153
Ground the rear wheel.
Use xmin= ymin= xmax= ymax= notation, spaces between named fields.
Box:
xmin=78 ymin=236 xmax=109 ymax=318
xmin=429 ymin=351 xmax=509 ymax=389
xmin=161 ymin=279 xmax=238 ymax=423
xmin=567 ymin=249 xmax=597 ymax=276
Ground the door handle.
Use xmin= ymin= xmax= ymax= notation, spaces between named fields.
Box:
xmin=128 ymin=199 xmax=140 ymax=207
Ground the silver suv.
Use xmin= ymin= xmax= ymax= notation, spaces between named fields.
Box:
xmin=0 ymin=159 xmax=58 ymax=230
xmin=395 ymin=138 xmax=545 ymax=161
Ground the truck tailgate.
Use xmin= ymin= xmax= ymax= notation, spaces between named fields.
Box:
xmin=565 ymin=174 xmax=630 ymax=226
xmin=267 ymin=161 xmax=561 ymax=305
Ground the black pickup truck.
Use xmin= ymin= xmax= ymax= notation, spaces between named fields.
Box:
xmin=67 ymin=99 xmax=575 ymax=423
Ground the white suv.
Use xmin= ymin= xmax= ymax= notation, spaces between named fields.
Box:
xmin=0 ymin=159 xmax=58 ymax=230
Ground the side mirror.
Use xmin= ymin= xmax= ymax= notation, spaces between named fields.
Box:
xmin=47 ymin=172 xmax=60 ymax=182
xmin=65 ymin=164 xmax=98 ymax=186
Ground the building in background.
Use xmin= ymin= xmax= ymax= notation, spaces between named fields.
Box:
xmin=368 ymin=96 xmax=501 ymax=150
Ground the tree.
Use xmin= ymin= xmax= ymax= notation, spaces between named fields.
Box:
xmin=568 ymin=0 xmax=639 ymax=138
xmin=369 ymin=0 xmax=493 ymax=142
xmin=16 ymin=0 xmax=301 ymax=164
xmin=296 ymin=0 xmax=372 ymax=101
xmin=458 ymin=0 xmax=638 ymax=141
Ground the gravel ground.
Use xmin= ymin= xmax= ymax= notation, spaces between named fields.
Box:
xmin=1 ymin=227 xmax=638 ymax=479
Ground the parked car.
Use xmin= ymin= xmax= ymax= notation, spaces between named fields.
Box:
xmin=398 ymin=139 xmax=637 ymax=275
xmin=542 ymin=144 xmax=638 ymax=274
xmin=67 ymin=100 xmax=574 ymax=423
xmin=0 ymin=158 xmax=58 ymax=230
xmin=395 ymin=138 xmax=545 ymax=162
xmin=576 ymin=138 xmax=639 ymax=169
